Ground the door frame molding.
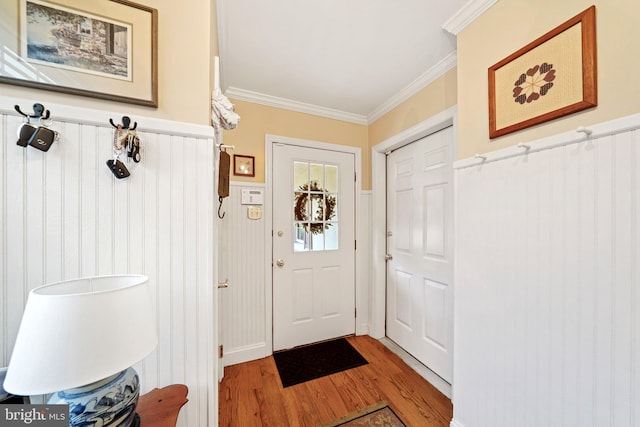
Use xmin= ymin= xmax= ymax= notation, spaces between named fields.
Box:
xmin=265 ymin=135 xmax=363 ymax=353
xmin=370 ymin=105 xmax=458 ymax=339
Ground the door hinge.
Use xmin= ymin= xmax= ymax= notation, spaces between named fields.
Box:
xmin=219 ymin=345 xmax=224 ymax=358
xmin=354 ymin=308 xmax=357 ymax=318
xmin=354 ymin=240 xmax=357 ymax=250
xmin=354 ymin=172 xmax=357 ymax=182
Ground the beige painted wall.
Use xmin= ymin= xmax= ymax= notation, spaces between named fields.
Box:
xmin=222 ymin=99 xmax=370 ymax=188
xmin=458 ymin=0 xmax=640 ymax=159
xmin=1 ymin=0 xmax=214 ymax=125
xmin=368 ymin=68 xmax=458 ymax=147
xmin=226 ymin=69 xmax=456 ymax=191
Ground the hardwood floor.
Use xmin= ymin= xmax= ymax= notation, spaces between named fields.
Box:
xmin=219 ymin=335 xmax=452 ymax=426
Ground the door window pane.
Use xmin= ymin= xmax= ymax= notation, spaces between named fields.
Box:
xmin=310 ymin=163 xmax=323 ymax=186
xmin=293 ymin=192 xmax=308 ymax=219
xmin=312 ymin=194 xmax=323 ymax=221
xmin=310 ymin=227 xmax=324 ymax=251
xmin=292 ymin=161 xmax=339 ymax=252
xmin=294 ymin=162 xmax=308 ymax=189
xmin=325 ymin=165 xmax=338 ymax=193
xmin=294 ymin=222 xmax=308 ymax=252
xmin=327 ymin=194 xmax=337 ymax=221
xmin=325 ymin=223 xmax=339 ymax=250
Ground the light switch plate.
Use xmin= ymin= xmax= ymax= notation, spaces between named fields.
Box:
xmin=247 ymin=206 xmax=262 ymax=220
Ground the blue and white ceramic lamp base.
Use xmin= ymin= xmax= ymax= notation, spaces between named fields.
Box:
xmin=48 ymin=367 xmax=140 ymax=427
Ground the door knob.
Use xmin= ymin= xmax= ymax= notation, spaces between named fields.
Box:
xmin=385 ymin=253 xmax=393 ymax=261
xmin=276 ymin=259 xmax=285 ymax=267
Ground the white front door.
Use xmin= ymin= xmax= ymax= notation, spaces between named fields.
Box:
xmin=273 ymin=143 xmax=356 ymax=351
xmin=386 ymin=126 xmax=454 ymax=382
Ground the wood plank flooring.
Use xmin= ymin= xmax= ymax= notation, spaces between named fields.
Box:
xmin=219 ymin=335 xmax=452 ymax=426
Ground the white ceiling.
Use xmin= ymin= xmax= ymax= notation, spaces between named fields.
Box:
xmin=216 ymin=0 xmax=493 ymax=124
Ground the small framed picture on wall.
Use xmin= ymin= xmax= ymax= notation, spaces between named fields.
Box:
xmin=233 ymin=155 xmax=255 ymax=177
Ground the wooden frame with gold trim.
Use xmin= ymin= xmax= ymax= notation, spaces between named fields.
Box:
xmin=488 ymin=6 xmax=597 ymax=139
xmin=0 ymin=0 xmax=158 ymax=107
xmin=233 ymin=154 xmax=255 ymax=177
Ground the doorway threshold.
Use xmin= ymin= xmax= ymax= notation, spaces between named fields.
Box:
xmin=379 ymin=337 xmax=452 ymax=399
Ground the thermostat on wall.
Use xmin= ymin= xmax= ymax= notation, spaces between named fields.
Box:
xmin=241 ymin=188 xmax=264 ymax=205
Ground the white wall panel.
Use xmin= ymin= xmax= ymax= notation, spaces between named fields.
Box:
xmin=219 ymin=183 xmax=268 ymax=365
xmin=0 ymin=98 xmax=216 ymax=427
xmin=454 ymin=116 xmax=640 ymax=427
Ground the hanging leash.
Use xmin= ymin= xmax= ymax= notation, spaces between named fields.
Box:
xmin=106 ymin=124 xmax=130 ymax=179
xmin=217 ymin=149 xmax=231 ymax=219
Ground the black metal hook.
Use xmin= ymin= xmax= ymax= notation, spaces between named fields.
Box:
xmin=218 ymin=196 xmax=226 ymax=219
xmin=109 ymin=116 xmax=137 ymax=130
xmin=15 ymin=103 xmax=50 ymax=121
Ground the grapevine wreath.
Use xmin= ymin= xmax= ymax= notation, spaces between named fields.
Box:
xmin=294 ymin=181 xmax=337 ymax=234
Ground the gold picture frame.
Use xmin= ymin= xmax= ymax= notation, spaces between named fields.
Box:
xmin=0 ymin=0 xmax=158 ymax=107
xmin=488 ymin=6 xmax=597 ymax=139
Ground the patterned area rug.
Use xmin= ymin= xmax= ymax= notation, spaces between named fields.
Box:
xmin=273 ymin=338 xmax=368 ymax=387
xmin=317 ymin=402 xmax=406 ymax=427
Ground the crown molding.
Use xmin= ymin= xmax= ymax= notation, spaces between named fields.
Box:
xmin=442 ymin=0 xmax=498 ymax=35
xmin=224 ymin=87 xmax=368 ymax=125
xmin=227 ymin=50 xmax=457 ymax=126
xmin=366 ymin=51 xmax=457 ymax=124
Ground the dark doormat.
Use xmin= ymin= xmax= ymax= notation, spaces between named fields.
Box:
xmin=273 ymin=338 xmax=368 ymax=387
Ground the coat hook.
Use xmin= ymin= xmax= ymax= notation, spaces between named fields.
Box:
xmin=109 ymin=116 xmax=137 ymax=130
xmin=15 ymin=103 xmax=57 ymax=151
xmin=517 ymin=143 xmax=531 ymax=150
xmin=475 ymin=153 xmax=487 ymax=162
xmin=15 ymin=103 xmax=50 ymax=121
xmin=576 ymin=126 xmax=592 ymax=136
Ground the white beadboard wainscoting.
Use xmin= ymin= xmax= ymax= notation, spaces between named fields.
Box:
xmin=219 ymin=182 xmax=268 ymax=366
xmin=219 ymin=184 xmax=372 ymax=367
xmin=453 ymin=114 xmax=640 ymax=427
xmin=0 ymin=97 xmax=218 ymax=427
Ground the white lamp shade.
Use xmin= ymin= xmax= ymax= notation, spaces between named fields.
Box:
xmin=3 ymin=275 xmax=157 ymax=396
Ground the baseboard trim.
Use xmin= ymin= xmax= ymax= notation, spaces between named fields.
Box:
xmin=223 ymin=343 xmax=268 ymax=367
xmin=450 ymin=419 xmax=465 ymax=427
xmin=379 ymin=338 xmax=452 ymax=399
xmin=356 ymin=322 xmax=370 ymax=336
